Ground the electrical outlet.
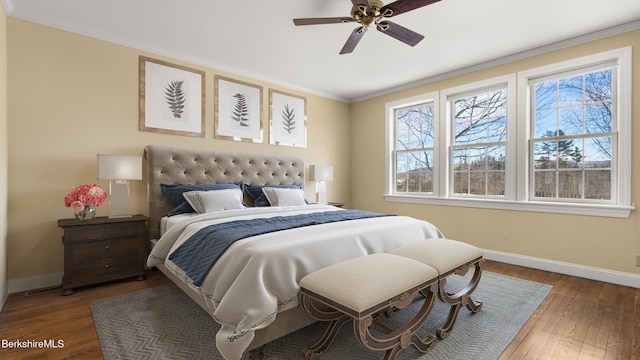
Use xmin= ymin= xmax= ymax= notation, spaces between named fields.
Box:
xmin=636 ymin=254 xmax=640 ymax=267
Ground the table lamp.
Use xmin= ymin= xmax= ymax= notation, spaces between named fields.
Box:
xmin=97 ymin=154 xmax=142 ymax=218
xmin=309 ymin=165 xmax=333 ymax=204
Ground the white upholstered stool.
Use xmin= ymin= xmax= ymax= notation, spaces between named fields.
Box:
xmin=299 ymin=253 xmax=439 ymax=360
xmin=391 ymin=238 xmax=484 ymax=339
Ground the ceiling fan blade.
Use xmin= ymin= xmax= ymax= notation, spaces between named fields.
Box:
xmin=377 ymin=21 xmax=424 ymax=46
xmin=340 ymin=27 xmax=367 ymax=54
xmin=293 ymin=17 xmax=355 ymax=26
xmin=381 ymin=0 xmax=441 ymax=17
xmin=351 ymin=0 xmax=371 ymax=7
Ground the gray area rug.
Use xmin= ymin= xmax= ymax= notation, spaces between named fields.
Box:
xmin=91 ymin=271 xmax=551 ymax=360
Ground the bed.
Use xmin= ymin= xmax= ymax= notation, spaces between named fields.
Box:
xmin=143 ymin=144 xmax=444 ymax=360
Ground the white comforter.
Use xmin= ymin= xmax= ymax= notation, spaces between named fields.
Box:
xmin=147 ymin=205 xmax=443 ymax=360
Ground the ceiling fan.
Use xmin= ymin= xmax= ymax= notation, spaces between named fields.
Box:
xmin=293 ymin=0 xmax=441 ymax=54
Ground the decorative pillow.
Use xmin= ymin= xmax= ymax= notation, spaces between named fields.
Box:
xmin=244 ymin=184 xmax=301 ymax=207
xmin=182 ymin=188 xmax=245 ymax=213
xmin=262 ymin=187 xmax=307 ymax=207
xmin=161 ymin=183 xmax=243 ymax=216
xmin=167 ymin=202 xmax=196 ymax=217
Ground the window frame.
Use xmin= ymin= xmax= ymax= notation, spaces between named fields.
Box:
xmin=385 ymin=47 xmax=633 ymax=218
xmin=385 ymin=92 xmax=438 ymax=197
xmin=442 ymin=77 xmax=516 ymax=200
xmin=516 ymin=47 xmax=632 ymax=217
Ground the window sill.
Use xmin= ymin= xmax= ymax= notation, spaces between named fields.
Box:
xmin=384 ymin=194 xmax=634 ymax=218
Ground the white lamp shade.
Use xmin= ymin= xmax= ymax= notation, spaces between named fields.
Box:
xmin=309 ymin=165 xmax=333 ymax=181
xmin=97 ymin=154 xmax=142 ymax=180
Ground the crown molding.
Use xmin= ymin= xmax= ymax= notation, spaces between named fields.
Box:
xmin=4 ymin=2 xmax=638 ymax=104
xmin=0 ymin=0 xmax=13 ymax=14
xmin=351 ymin=19 xmax=640 ymax=103
xmin=4 ymin=5 xmax=350 ymax=103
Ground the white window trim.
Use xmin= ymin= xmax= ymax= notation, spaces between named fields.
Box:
xmin=516 ymin=46 xmax=633 ymax=217
xmin=438 ymin=74 xmax=517 ymax=199
xmin=384 ymin=47 xmax=634 ymax=218
xmin=385 ymin=92 xmax=438 ymax=196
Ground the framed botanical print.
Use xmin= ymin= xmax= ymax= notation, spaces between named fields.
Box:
xmin=214 ymin=75 xmax=263 ymax=143
xmin=139 ymin=56 xmax=205 ymax=137
xmin=269 ymin=89 xmax=307 ymax=147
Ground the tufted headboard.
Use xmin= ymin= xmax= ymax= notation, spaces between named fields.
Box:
xmin=144 ymin=144 xmax=305 ymax=241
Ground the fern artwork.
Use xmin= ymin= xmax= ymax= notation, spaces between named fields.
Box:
xmin=231 ymin=93 xmax=250 ymax=127
xmin=281 ymin=104 xmax=296 ymax=134
xmin=164 ymin=80 xmax=186 ymax=119
xmin=269 ymin=90 xmax=306 ymax=147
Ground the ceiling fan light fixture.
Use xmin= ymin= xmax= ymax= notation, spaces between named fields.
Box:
xmin=293 ymin=0 xmax=439 ymax=54
xmin=376 ymin=22 xmax=390 ymax=31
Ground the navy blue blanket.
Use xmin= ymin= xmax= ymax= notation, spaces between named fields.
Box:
xmin=169 ymin=210 xmax=395 ymax=286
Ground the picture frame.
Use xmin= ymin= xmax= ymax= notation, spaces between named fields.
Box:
xmin=214 ymin=75 xmax=263 ymax=143
xmin=269 ymin=89 xmax=307 ymax=147
xmin=139 ymin=56 xmax=205 ymax=137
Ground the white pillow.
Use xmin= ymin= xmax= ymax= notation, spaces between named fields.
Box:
xmin=182 ymin=188 xmax=245 ymax=213
xmin=262 ymin=187 xmax=307 ymax=207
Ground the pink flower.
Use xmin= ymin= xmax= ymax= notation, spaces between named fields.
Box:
xmin=64 ymin=184 xmax=108 ymax=208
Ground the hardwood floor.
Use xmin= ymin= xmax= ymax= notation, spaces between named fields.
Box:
xmin=0 ymin=262 xmax=638 ymax=359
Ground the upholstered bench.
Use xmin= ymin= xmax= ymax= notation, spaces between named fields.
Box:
xmin=391 ymin=238 xmax=484 ymax=339
xmin=299 ymin=253 xmax=440 ymax=360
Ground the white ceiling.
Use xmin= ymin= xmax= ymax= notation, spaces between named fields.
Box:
xmin=4 ymin=0 xmax=640 ymax=102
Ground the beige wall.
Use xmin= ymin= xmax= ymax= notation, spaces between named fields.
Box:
xmin=5 ymin=16 xmax=640 ymax=286
xmin=6 ymin=18 xmax=350 ymax=281
xmin=1 ymin=6 xmax=8 ymax=301
xmin=350 ymin=29 xmax=640 ymax=275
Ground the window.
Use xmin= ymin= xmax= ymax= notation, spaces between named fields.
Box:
xmin=518 ymin=47 xmax=632 ymax=216
xmin=387 ymin=93 xmax=437 ymax=195
xmin=385 ymin=47 xmax=632 ymax=217
xmin=449 ymin=86 xmax=510 ymax=197
xmin=529 ymin=68 xmax=615 ymax=202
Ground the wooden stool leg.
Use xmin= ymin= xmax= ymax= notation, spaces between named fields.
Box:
xmin=303 ymin=316 xmax=351 ymax=359
xmin=435 ymin=260 xmax=483 ymax=339
xmin=353 ymin=283 xmax=438 ymax=360
xmin=300 ymin=292 xmax=351 ymax=359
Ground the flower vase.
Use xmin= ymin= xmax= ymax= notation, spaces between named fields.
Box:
xmin=74 ymin=205 xmax=97 ymax=220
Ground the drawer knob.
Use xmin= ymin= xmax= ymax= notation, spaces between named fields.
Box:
xmin=104 ymin=264 xmax=110 ymax=268
xmin=105 ymin=245 xmax=110 ymax=249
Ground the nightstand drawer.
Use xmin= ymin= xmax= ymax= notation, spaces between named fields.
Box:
xmin=62 ymin=222 xmax=146 ymax=243
xmin=72 ymin=255 xmax=143 ymax=284
xmin=72 ymin=238 xmax=143 ymax=261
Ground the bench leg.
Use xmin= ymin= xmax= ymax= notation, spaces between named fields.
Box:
xmin=303 ymin=315 xmax=351 ymax=359
xmin=434 ymin=260 xmax=483 ymax=339
xmin=300 ymin=292 xmax=351 ymax=359
xmin=354 ymin=283 xmax=438 ymax=360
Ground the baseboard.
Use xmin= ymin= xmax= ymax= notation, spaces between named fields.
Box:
xmin=7 ymin=272 xmax=63 ymax=295
xmin=484 ymin=249 xmax=640 ymax=289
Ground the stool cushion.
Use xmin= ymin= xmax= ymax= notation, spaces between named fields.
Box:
xmin=299 ymin=254 xmax=437 ymax=313
xmin=391 ymin=238 xmax=482 ymax=275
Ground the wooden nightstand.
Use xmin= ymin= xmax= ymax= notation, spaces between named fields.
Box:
xmin=57 ymin=215 xmax=148 ymax=295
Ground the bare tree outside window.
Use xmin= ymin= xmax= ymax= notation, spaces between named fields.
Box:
xmin=532 ymin=68 xmax=613 ymax=200
xmin=386 ymin=48 xmax=629 ymax=217
xmin=394 ymin=103 xmax=435 ymax=193
xmin=451 ymin=89 xmax=508 ymax=196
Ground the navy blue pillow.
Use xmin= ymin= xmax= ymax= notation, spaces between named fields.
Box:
xmin=167 ymin=202 xmax=197 ymax=216
xmin=161 ymin=183 xmax=243 ymax=216
xmin=244 ymin=184 xmax=301 ymax=207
